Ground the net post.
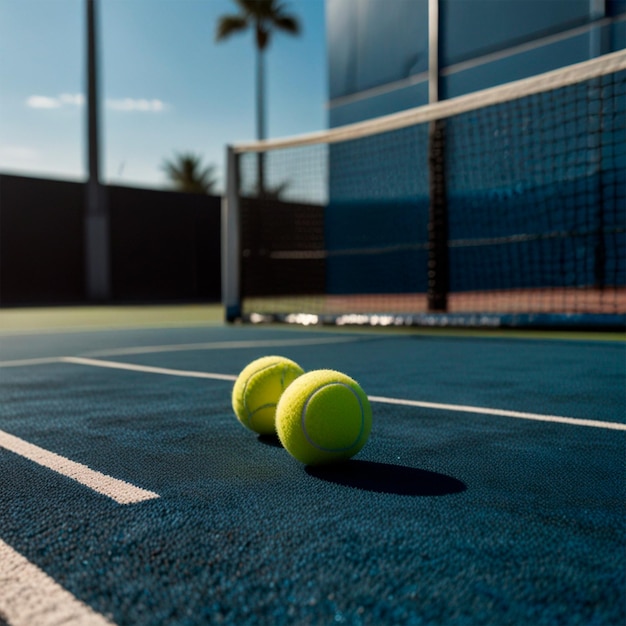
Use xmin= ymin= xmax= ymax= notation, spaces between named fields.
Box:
xmin=427 ymin=0 xmax=448 ymax=312
xmin=222 ymin=145 xmax=242 ymax=322
xmin=427 ymin=118 xmax=449 ymax=312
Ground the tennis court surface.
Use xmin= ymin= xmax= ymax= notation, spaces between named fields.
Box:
xmin=0 ymin=310 xmax=624 ymax=625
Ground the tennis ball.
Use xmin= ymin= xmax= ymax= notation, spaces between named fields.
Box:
xmin=232 ymin=356 xmax=305 ymax=435
xmin=275 ymin=369 xmax=372 ymax=465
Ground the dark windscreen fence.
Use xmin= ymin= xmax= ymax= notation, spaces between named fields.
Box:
xmin=225 ymin=52 xmax=626 ymax=329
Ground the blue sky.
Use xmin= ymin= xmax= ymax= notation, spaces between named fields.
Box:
xmin=0 ymin=0 xmax=327 ymax=191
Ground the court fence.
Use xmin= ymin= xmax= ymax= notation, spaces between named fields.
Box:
xmin=0 ymin=174 xmax=222 ymax=306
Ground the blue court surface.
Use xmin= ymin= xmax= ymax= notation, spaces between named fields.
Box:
xmin=0 ymin=319 xmax=624 ymax=625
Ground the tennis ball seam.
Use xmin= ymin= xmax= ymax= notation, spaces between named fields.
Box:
xmin=300 ymin=381 xmax=365 ymax=452
xmin=242 ymin=359 xmax=285 ymax=427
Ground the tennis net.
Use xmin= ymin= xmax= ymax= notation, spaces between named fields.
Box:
xmin=223 ymin=51 xmax=626 ymax=329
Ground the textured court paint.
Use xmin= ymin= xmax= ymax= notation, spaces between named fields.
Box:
xmin=369 ymin=395 xmax=626 ymax=430
xmin=0 ymin=430 xmax=159 ymax=504
xmin=0 ymin=326 xmax=623 ymax=624
xmin=0 ymin=539 xmax=115 ymax=626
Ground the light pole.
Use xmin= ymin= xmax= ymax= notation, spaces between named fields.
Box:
xmin=85 ymin=0 xmax=110 ymax=301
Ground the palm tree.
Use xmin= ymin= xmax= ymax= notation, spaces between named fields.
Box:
xmin=162 ymin=152 xmax=218 ymax=194
xmin=216 ymin=0 xmax=300 ymax=194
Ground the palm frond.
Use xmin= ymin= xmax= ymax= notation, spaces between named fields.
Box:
xmin=216 ymin=15 xmax=248 ymax=41
xmin=272 ymin=15 xmax=299 ymax=35
xmin=233 ymin=0 xmax=260 ymax=14
xmin=238 ymin=0 xmax=275 ymax=19
xmin=162 ymin=153 xmax=217 ymax=194
xmin=217 ymin=0 xmax=300 ymax=44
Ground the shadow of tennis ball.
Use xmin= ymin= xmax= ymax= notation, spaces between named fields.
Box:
xmin=306 ymin=460 xmax=466 ymax=496
xmin=257 ymin=433 xmax=283 ymax=448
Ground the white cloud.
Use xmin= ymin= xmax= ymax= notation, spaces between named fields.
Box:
xmin=26 ymin=93 xmax=84 ymax=109
xmin=59 ymin=93 xmax=85 ymax=106
xmin=26 ymin=95 xmax=62 ymax=109
xmin=25 ymin=94 xmax=169 ymax=113
xmin=106 ymin=98 xmax=168 ymax=112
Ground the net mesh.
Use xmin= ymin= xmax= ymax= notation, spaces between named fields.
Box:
xmin=230 ymin=53 xmax=626 ymax=328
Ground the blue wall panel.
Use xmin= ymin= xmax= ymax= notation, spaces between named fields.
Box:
xmin=325 ymin=0 xmax=626 ymax=298
xmin=329 ymin=81 xmax=429 ymax=128
xmin=440 ymin=0 xmax=590 ymax=66
xmin=443 ymin=29 xmax=606 ymax=98
xmin=327 ymin=0 xmax=428 ymax=101
xmin=327 ymin=0 xmax=626 ymax=123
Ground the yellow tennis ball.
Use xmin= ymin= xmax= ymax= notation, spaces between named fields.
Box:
xmin=232 ymin=356 xmax=305 ymax=435
xmin=275 ymin=369 xmax=372 ymax=465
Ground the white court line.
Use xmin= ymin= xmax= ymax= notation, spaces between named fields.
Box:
xmin=0 ymin=430 xmax=159 ymax=505
xmin=62 ymin=356 xmax=625 ymax=431
xmin=368 ymin=396 xmax=626 ymax=431
xmin=83 ymin=336 xmax=361 ymax=357
xmin=0 ymin=357 xmax=65 ymax=368
xmin=61 ymin=356 xmax=238 ymax=381
xmin=0 ymin=538 xmax=115 ymax=626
